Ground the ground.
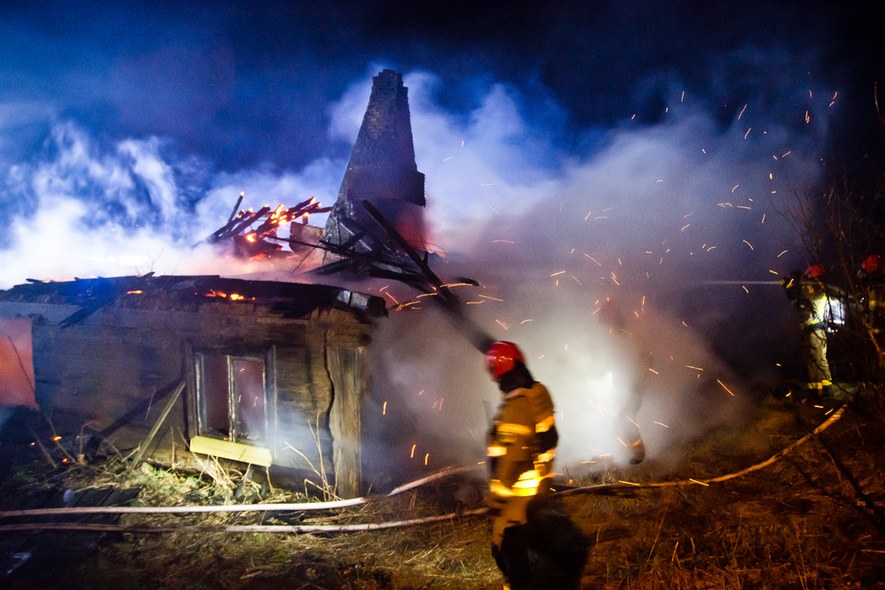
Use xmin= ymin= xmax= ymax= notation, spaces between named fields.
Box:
xmin=2 ymin=394 xmax=885 ymax=589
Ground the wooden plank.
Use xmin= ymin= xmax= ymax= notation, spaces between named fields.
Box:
xmin=131 ymin=380 xmax=186 ymax=467
xmin=189 ymin=436 xmax=272 ymax=467
xmin=327 ymin=345 xmax=366 ymax=498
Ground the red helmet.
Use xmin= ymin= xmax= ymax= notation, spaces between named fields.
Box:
xmin=804 ymin=265 xmax=824 ymax=278
xmin=861 ymin=255 xmax=882 ymax=275
xmin=485 ymin=341 xmax=524 ymax=379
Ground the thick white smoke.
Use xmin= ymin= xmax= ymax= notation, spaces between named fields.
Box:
xmin=0 ymin=121 xmax=346 ymax=286
xmin=0 ymin=65 xmax=835 ymax=479
xmin=355 ymin=69 xmax=832 ymax=477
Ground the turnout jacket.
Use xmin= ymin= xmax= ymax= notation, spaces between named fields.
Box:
xmin=784 ymin=274 xmax=831 ymax=332
xmin=487 ymin=382 xmax=557 ymax=503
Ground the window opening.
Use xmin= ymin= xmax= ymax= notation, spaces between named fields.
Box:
xmin=232 ymin=358 xmax=266 ymax=442
xmin=196 ymin=353 xmax=267 ymax=444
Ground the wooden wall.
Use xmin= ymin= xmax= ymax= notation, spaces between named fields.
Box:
xmin=0 ymin=301 xmax=374 ymax=497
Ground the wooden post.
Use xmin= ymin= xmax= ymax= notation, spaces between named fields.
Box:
xmin=131 ymin=380 xmax=186 ymax=468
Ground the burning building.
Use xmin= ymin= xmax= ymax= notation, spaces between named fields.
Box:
xmin=0 ymin=69 xmax=439 ymax=499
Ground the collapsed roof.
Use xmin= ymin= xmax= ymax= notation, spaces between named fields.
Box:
xmin=0 ymin=274 xmax=387 ymax=326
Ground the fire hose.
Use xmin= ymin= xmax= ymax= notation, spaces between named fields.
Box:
xmin=0 ymin=405 xmax=846 ymax=534
xmin=0 ymin=465 xmax=491 ymax=534
xmin=557 ymin=403 xmax=846 ymax=496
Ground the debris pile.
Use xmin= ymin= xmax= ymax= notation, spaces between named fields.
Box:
xmin=206 ymin=193 xmax=330 ymax=260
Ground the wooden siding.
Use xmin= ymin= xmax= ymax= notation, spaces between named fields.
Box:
xmin=327 ymin=345 xmax=367 ymax=499
xmin=0 ymin=297 xmax=375 ymax=496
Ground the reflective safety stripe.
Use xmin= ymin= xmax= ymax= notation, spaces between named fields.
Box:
xmin=517 ymin=469 xmax=541 ymax=481
xmin=535 ymin=415 xmax=555 ymax=433
xmin=496 ymin=423 xmax=533 ymax=436
xmin=535 ymin=451 xmax=555 ymax=463
xmin=511 ymin=486 xmax=539 ymax=497
xmin=490 ymin=479 xmax=515 ymax=498
xmin=490 ymin=470 xmax=549 ymax=499
xmin=511 ymin=469 xmax=542 ymax=496
xmin=487 ymin=445 xmax=507 ymax=457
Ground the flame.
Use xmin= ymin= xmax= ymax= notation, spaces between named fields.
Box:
xmin=203 ymin=290 xmax=251 ymax=301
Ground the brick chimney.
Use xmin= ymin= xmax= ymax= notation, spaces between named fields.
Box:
xmin=323 ymin=69 xmax=427 ymax=252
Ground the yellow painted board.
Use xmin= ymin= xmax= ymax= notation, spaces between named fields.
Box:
xmin=189 ymin=436 xmax=273 ymax=467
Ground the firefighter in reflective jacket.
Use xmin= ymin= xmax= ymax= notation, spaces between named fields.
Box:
xmin=783 ymin=266 xmax=833 ymax=393
xmin=485 ymin=341 xmax=557 ymax=590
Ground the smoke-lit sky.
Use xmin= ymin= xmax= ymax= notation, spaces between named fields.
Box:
xmin=1 ymin=2 xmax=883 ymax=472
xmin=3 ymin=3 xmax=882 ymax=167
xmin=1 ymin=1 xmax=881 ymax=263
xmin=0 ymin=2 xmax=881 ymax=261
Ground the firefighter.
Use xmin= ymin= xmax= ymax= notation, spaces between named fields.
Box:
xmin=485 ymin=341 xmax=557 ymax=590
xmin=783 ymin=266 xmax=833 ymax=395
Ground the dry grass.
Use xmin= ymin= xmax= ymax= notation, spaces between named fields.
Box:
xmin=566 ymin=397 xmax=885 ymax=590
xmin=3 ymin=396 xmax=885 ymax=589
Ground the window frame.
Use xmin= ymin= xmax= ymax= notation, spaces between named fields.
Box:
xmin=189 ymin=345 xmax=277 ymax=456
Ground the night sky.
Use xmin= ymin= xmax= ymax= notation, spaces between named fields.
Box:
xmin=1 ymin=1 xmax=884 ymax=467
xmin=2 ymin=2 xmax=882 ymax=170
